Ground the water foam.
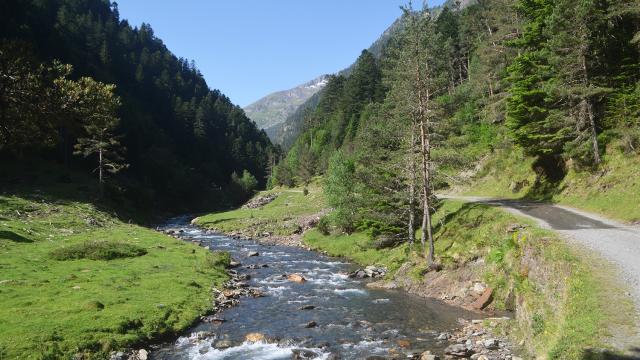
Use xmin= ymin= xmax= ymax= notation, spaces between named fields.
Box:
xmin=192 ymin=342 xmax=329 ymax=360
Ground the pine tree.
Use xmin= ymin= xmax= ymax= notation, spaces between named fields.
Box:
xmin=399 ymin=4 xmax=448 ymax=264
xmin=63 ymin=77 xmax=126 ymax=193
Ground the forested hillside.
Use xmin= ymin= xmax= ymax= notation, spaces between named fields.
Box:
xmin=272 ymin=0 xmax=640 ymax=239
xmin=0 ymin=0 xmax=276 ymax=211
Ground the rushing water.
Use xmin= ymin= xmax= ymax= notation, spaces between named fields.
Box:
xmin=152 ymin=217 xmax=477 ymax=360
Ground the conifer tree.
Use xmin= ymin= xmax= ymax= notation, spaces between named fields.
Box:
xmin=63 ymin=77 xmax=126 ymax=193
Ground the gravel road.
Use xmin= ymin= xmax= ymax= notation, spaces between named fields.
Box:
xmin=443 ymin=196 xmax=640 ymax=311
xmin=443 ymin=196 xmax=640 ymax=353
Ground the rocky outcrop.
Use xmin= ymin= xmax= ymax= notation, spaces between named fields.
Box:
xmin=348 ymin=265 xmax=387 ymax=279
xmin=242 ymin=193 xmax=279 ymax=209
xmin=434 ymin=318 xmax=519 ymax=360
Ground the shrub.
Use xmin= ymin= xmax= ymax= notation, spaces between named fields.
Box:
xmin=317 ymin=216 xmax=331 ymax=235
xmin=50 ymin=240 xmax=146 ymax=261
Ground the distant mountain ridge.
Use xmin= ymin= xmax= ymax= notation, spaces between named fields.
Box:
xmin=243 ymin=75 xmax=329 ymax=138
xmin=250 ymin=0 xmax=473 ymax=146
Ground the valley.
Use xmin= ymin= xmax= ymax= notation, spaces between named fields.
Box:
xmin=2 ymin=0 xmax=640 ymax=359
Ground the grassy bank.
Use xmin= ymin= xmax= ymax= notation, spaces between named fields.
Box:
xmin=459 ymin=146 xmax=640 ymax=223
xmin=0 ymin=179 xmax=229 ymax=359
xmin=193 ymin=180 xmax=326 ymax=237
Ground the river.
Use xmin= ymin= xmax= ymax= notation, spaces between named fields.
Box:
xmin=152 ymin=216 xmax=478 ymax=359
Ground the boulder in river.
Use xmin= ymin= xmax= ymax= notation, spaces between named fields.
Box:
xmin=304 ymin=321 xmax=317 ymax=328
xmin=287 ymin=273 xmax=306 ymax=283
xmin=292 ymin=348 xmax=319 ymax=359
xmin=245 ymin=332 xmax=265 ymax=342
xmin=247 ymin=251 xmax=260 ymax=257
xmin=215 ymin=339 xmax=233 ymax=349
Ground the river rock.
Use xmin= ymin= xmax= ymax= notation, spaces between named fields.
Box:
xmin=444 ymin=343 xmax=473 ymax=357
xmin=483 ymin=338 xmax=499 ymax=349
xmin=300 ymin=305 xmax=316 ymax=310
xmin=420 ymin=351 xmax=440 ymax=360
xmin=396 ymin=339 xmax=411 ymax=348
xmin=348 ymin=266 xmax=387 ymax=279
xmin=305 ymin=321 xmax=317 ymax=328
xmin=249 ymin=288 xmax=265 ymax=297
xmin=136 ymin=349 xmax=148 ymax=360
xmin=201 ymin=315 xmax=225 ymax=324
xmin=215 ymin=339 xmax=233 ymax=349
xmin=109 ymin=352 xmax=126 ymax=360
xmin=287 ymin=273 xmax=306 ymax=283
xmin=292 ymin=348 xmax=319 ymax=359
xmin=247 ymin=251 xmax=259 ymax=257
xmin=228 ymin=260 xmax=241 ymax=268
xmin=245 ymin=332 xmax=265 ymax=342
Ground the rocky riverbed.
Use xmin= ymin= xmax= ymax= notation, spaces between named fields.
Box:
xmin=109 ymin=216 xmax=525 ymax=360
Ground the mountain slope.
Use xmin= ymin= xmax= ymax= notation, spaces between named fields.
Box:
xmin=243 ymin=75 xmax=329 ymax=138
xmin=0 ymin=0 xmax=275 ymax=211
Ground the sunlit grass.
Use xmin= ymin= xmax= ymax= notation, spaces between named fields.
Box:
xmin=0 ymin=188 xmax=228 ymax=358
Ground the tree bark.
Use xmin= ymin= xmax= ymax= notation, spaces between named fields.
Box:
xmin=580 ymin=45 xmax=601 ymax=164
xmin=407 ymin=122 xmax=416 ymax=249
xmin=98 ymin=146 xmax=104 ymax=196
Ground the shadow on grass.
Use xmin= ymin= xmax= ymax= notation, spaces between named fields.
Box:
xmin=0 ymin=159 xmax=152 ymax=224
xmin=433 ymin=201 xmax=485 ymax=237
xmin=582 ymin=347 xmax=640 ymax=360
xmin=0 ymin=231 xmax=33 ymax=243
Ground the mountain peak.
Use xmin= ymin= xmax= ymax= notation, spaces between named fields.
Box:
xmin=243 ymin=75 xmax=329 ymax=135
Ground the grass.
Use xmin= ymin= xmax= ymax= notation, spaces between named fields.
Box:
xmin=304 ymin=230 xmax=410 ymax=273
xmin=194 ymin=179 xmax=326 ymax=236
xmin=0 ymin=179 xmax=229 ymax=359
xmin=460 ymin=145 xmax=640 ymax=223
xmin=555 ymin=151 xmax=640 ymax=223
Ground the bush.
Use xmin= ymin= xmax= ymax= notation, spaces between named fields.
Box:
xmin=50 ymin=240 xmax=146 ymax=261
xmin=317 ymin=216 xmax=331 ymax=235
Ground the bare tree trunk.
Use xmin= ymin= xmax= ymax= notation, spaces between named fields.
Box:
xmin=419 ymin=118 xmax=435 ymax=263
xmin=586 ymin=100 xmax=601 ymax=164
xmin=576 ymin=38 xmax=601 ymax=165
xmin=488 ymin=73 xmax=494 ymax=97
xmin=407 ymin=123 xmax=416 ymax=249
xmin=98 ymin=146 xmax=104 ymax=196
xmin=580 ymin=51 xmax=601 ymax=164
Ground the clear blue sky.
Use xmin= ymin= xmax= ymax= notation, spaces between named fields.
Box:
xmin=117 ymin=1 xmax=445 ymax=107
